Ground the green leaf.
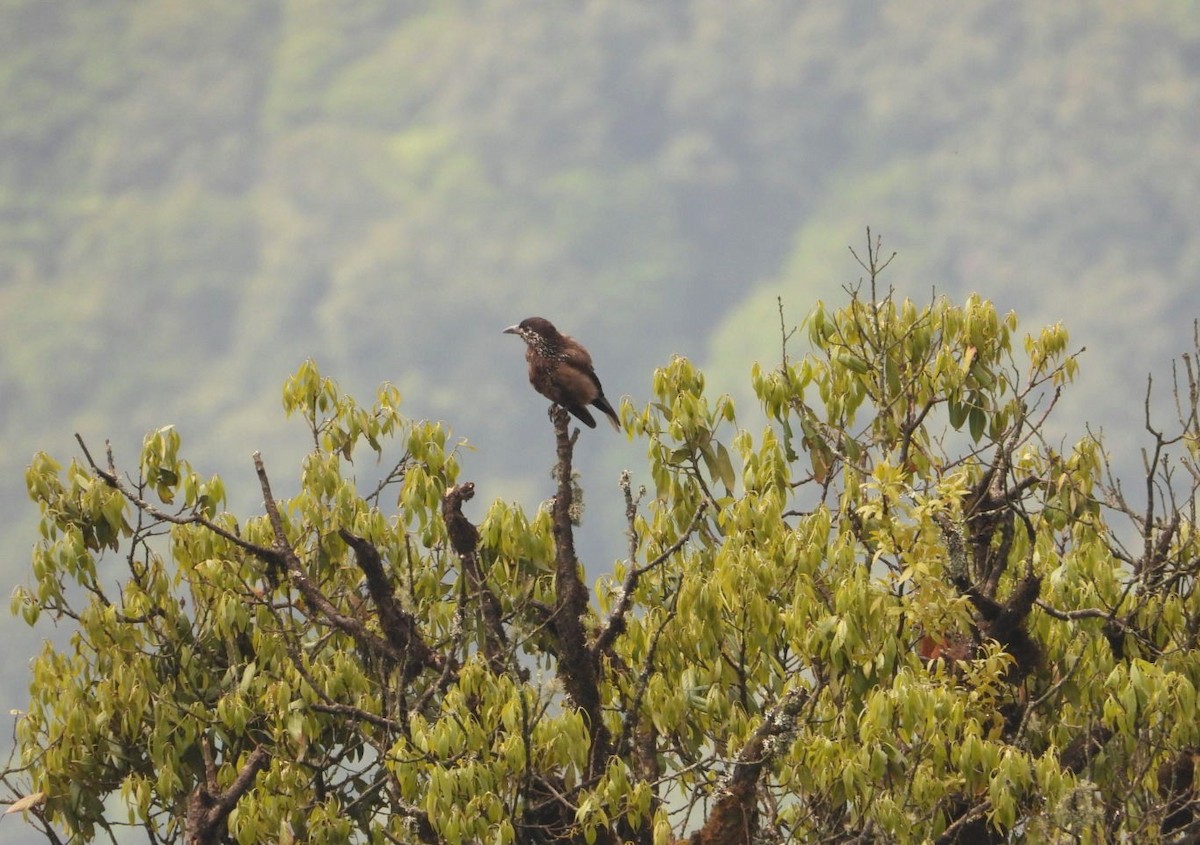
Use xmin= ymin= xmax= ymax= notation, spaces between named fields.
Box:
xmin=714 ymin=442 xmax=736 ymax=493
xmin=968 ymin=406 xmax=986 ymax=442
xmin=948 ymin=399 xmax=968 ymax=430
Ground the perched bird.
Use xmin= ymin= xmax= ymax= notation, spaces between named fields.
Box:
xmin=504 ymin=317 xmax=620 ymax=430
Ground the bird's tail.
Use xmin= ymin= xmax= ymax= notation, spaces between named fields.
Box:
xmin=594 ymin=396 xmax=620 ymax=431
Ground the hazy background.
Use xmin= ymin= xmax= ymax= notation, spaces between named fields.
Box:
xmin=2 ymin=1 xmax=1199 ymax=833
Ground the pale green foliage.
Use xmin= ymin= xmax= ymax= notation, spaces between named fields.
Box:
xmin=8 ymin=288 xmax=1200 ymax=844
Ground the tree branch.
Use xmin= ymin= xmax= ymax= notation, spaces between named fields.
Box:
xmin=250 ymin=452 xmax=413 ymax=669
xmin=79 ymin=438 xmax=428 ymax=671
xmin=933 ymin=798 xmax=993 ymax=845
xmin=185 ymin=744 xmax=269 ymax=845
xmin=548 ymin=407 xmax=611 ymax=780
xmin=76 ymin=435 xmax=285 ymax=569
xmin=592 ymin=496 xmax=705 ymax=660
xmin=338 ymin=528 xmax=442 ymax=679
xmin=441 ymin=482 xmax=509 ymax=674
xmin=690 ymin=687 xmax=809 ymax=845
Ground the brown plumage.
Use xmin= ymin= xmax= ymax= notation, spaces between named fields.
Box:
xmin=504 ymin=317 xmax=620 ymax=430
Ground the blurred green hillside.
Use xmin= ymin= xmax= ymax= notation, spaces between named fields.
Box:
xmin=1 ymin=2 xmax=1198 ymax=815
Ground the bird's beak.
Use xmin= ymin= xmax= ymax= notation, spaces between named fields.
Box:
xmin=503 ymin=325 xmax=520 ymax=335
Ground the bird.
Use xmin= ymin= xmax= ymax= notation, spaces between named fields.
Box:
xmin=503 ymin=317 xmax=620 ymax=430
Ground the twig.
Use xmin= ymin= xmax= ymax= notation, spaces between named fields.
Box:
xmin=75 ymin=434 xmax=284 ymax=568
xmin=592 ymin=500 xmax=705 ymax=659
xmin=249 ymin=452 xmax=408 ymax=667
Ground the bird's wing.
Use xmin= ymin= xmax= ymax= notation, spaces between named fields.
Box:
xmin=560 ymin=335 xmax=594 ymax=368
xmin=559 ymin=338 xmax=605 ymax=395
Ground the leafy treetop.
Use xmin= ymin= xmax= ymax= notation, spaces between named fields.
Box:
xmin=5 ymin=251 xmax=1200 ymax=844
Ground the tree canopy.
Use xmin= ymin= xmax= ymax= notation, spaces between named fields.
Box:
xmin=4 ymin=9 xmax=1200 ymax=763
xmin=6 ymin=269 xmax=1200 ymax=844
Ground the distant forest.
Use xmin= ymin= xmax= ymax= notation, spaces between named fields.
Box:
xmin=2 ymin=1 xmax=1199 ymax=780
